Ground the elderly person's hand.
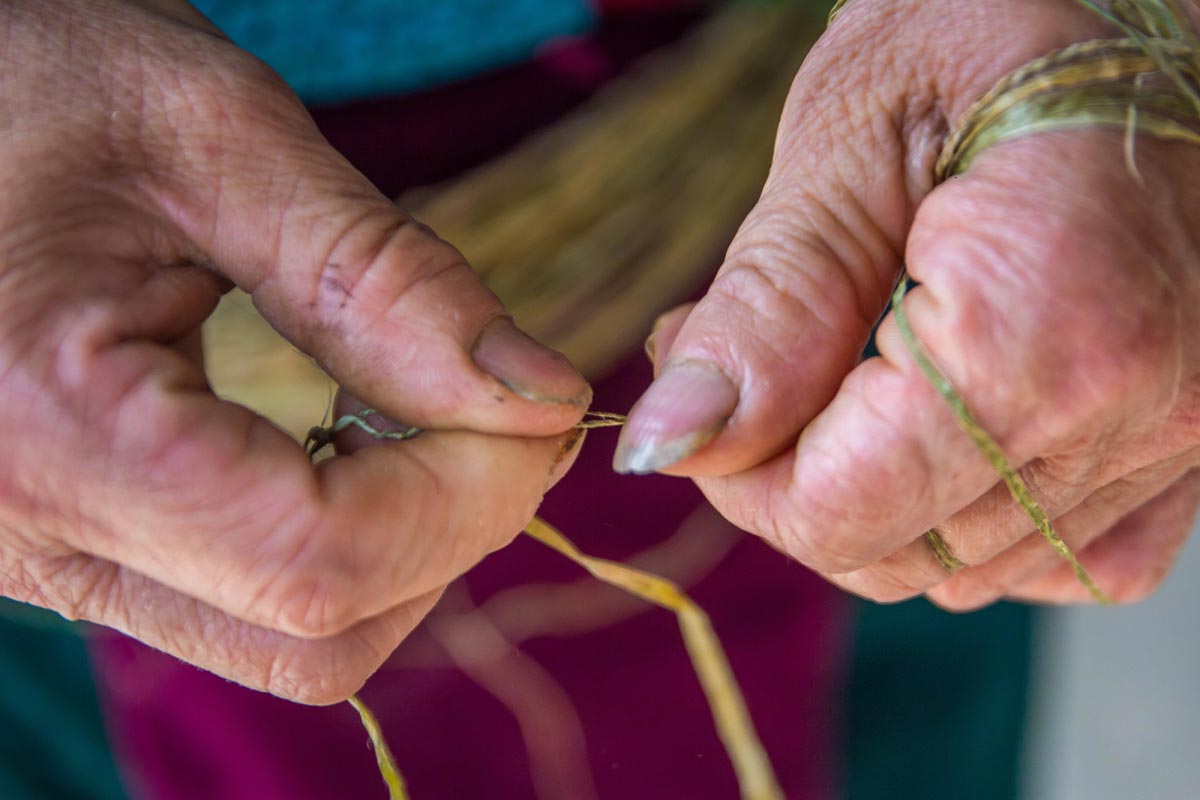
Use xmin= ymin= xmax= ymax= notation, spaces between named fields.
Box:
xmin=616 ymin=0 xmax=1200 ymax=609
xmin=0 ymin=0 xmax=589 ymax=704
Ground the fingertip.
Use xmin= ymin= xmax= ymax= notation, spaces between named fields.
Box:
xmin=612 ymin=359 xmax=738 ymax=475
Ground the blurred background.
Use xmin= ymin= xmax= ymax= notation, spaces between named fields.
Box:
xmin=1023 ymin=534 xmax=1200 ymax=800
xmin=1 ymin=1 xmax=1197 ymax=798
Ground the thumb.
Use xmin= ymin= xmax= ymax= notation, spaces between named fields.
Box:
xmin=613 ymin=0 xmax=1107 ymax=477
xmin=614 ymin=30 xmax=914 ymax=475
xmin=156 ymin=53 xmax=590 ymax=435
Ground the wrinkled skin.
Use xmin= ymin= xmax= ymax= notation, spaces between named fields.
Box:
xmin=4 ymin=0 xmax=1199 ymax=709
xmin=0 ymin=0 xmax=590 ymax=705
xmin=617 ymin=0 xmax=1200 ymax=608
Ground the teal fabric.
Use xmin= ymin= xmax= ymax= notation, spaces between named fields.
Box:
xmin=191 ymin=0 xmax=595 ymax=104
xmin=842 ymin=598 xmax=1034 ymax=800
xmin=0 ymin=600 xmax=127 ymax=800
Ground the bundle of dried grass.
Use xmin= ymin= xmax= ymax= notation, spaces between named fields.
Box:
xmin=204 ymin=1 xmax=822 ymax=433
xmin=407 ymin=2 xmax=819 ymax=380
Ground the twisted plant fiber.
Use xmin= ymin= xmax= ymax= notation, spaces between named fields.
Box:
xmin=204 ymin=1 xmax=823 ymax=432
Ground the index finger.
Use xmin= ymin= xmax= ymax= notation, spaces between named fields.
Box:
xmin=58 ymin=341 xmax=582 ymax=640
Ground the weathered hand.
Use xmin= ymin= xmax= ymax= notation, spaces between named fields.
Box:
xmin=616 ymin=0 xmax=1200 ymax=608
xmin=0 ymin=0 xmax=589 ymax=703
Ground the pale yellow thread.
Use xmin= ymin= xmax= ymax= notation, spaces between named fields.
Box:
xmin=523 ymin=516 xmax=783 ymax=800
xmin=310 ymin=410 xmax=779 ymax=799
xmin=827 ymin=0 xmax=851 ymax=25
xmin=891 ymin=277 xmax=1111 ymax=604
xmin=348 ymin=694 xmax=409 ymax=800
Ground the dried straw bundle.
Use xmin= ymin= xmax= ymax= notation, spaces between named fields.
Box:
xmin=405 ymin=2 xmax=820 ymax=379
xmin=204 ymin=2 xmax=823 ymax=433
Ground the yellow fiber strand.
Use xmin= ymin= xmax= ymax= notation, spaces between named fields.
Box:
xmin=826 ymin=0 xmax=851 ymax=24
xmin=523 ymin=516 xmax=784 ymax=800
xmin=333 ymin=409 xmax=778 ymax=799
xmin=348 ymin=694 xmax=409 ymax=800
xmin=890 ymin=278 xmax=1111 ymax=604
xmin=573 ymin=411 xmax=628 ymax=429
xmin=346 ymin=510 xmax=782 ymax=800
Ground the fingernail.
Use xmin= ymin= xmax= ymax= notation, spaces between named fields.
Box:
xmin=613 ymin=359 xmax=738 ymax=474
xmin=643 ymin=330 xmax=660 ymax=366
xmin=472 ymin=317 xmax=590 ymax=406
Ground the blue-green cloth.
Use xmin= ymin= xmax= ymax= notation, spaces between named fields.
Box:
xmin=191 ymin=0 xmax=594 ymax=104
xmin=842 ymin=598 xmax=1034 ymax=799
xmin=0 ymin=601 xmax=127 ymax=800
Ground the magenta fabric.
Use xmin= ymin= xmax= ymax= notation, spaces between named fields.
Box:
xmin=306 ymin=9 xmax=705 ymax=198
xmin=87 ymin=9 xmax=852 ymax=799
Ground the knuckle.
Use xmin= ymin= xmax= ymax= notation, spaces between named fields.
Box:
xmin=1107 ymin=581 xmax=1156 ymax=605
xmin=257 ymin=451 xmax=461 ymax=640
xmin=945 ymin=540 xmax=997 ymax=573
xmin=771 ymin=498 xmax=883 ymax=575
xmin=839 ymin=538 xmax=953 ymax=603
xmin=766 ymin=506 xmax=870 ymax=575
xmin=709 ymin=469 xmax=874 ymax=574
xmin=162 ymin=42 xmax=300 ymax=127
xmin=780 ymin=530 xmax=865 ymax=575
xmin=776 ymin=378 xmax=938 ymax=573
xmin=270 ymin=571 xmax=359 ymax=640
xmin=918 ymin=203 xmax=1182 ymax=447
xmin=1044 ymin=303 xmax=1180 ymax=439
xmin=299 ymin=213 xmax=483 ymax=395
xmin=264 ymin=641 xmax=371 ymax=706
xmin=939 ymin=505 xmax=1018 ymax=568
xmin=718 ymin=211 xmax=877 ymax=340
xmin=254 ymin=511 xmax=367 ymax=640
xmin=744 ymin=469 xmax=861 ymax=573
xmin=314 ymin=214 xmax=464 ymax=320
